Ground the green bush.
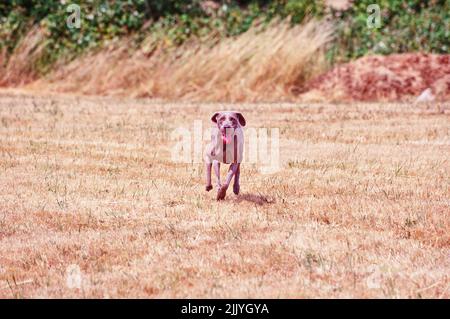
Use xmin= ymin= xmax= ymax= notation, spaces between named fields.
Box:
xmin=329 ymin=0 xmax=450 ymax=62
xmin=283 ymin=0 xmax=326 ymax=23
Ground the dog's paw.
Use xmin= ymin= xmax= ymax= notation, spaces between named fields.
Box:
xmin=216 ymin=186 xmax=227 ymax=201
xmin=233 ymin=184 xmax=240 ymax=195
xmin=205 ymin=185 xmax=213 ymax=192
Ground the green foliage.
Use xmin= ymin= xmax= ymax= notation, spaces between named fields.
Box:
xmin=0 ymin=7 xmax=27 ymax=54
xmin=283 ymin=0 xmax=326 ymax=23
xmin=329 ymin=0 xmax=450 ymax=62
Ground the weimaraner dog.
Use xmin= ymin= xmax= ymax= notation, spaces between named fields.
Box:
xmin=204 ymin=111 xmax=246 ymax=200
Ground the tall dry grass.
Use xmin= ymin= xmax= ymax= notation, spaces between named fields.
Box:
xmin=0 ymin=26 xmax=46 ymax=86
xmin=31 ymin=19 xmax=333 ymax=102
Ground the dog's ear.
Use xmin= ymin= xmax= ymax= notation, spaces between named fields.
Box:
xmin=211 ymin=112 xmax=220 ymax=123
xmin=235 ymin=112 xmax=246 ymax=127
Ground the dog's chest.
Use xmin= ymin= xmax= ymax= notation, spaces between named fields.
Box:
xmin=210 ymin=129 xmax=244 ymax=164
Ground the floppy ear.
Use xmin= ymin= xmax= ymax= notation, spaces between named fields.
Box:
xmin=211 ymin=112 xmax=220 ymax=123
xmin=235 ymin=112 xmax=246 ymax=127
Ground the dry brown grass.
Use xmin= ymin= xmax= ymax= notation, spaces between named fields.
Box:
xmin=0 ymin=90 xmax=449 ymax=298
xmin=29 ymin=20 xmax=332 ymax=102
xmin=0 ymin=26 xmax=47 ymax=87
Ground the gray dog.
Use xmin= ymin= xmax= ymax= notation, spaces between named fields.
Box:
xmin=204 ymin=111 xmax=246 ymax=200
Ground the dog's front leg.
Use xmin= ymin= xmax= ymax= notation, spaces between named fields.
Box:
xmin=233 ymin=163 xmax=240 ymax=195
xmin=217 ymin=163 xmax=239 ymax=200
xmin=205 ymin=162 xmax=213 ymax=191
xmin=213 ymin=160 xmax=221 ymax=189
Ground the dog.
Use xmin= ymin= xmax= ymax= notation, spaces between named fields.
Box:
xmin=204 ymin=111 xmax=246 ymax=200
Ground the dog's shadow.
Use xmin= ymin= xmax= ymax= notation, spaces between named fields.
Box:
xmin=234 ymin=193 xmax=275 ymax=206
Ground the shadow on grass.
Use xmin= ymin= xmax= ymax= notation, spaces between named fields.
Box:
xmin=234 ymin=193 xmax=275 ymax=206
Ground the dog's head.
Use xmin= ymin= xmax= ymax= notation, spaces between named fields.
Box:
xmin=211 ymin=111 xmax=246 ymax=144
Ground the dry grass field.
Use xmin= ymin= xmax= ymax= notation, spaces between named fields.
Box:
xmin=0 ymin=91 xmax=448 ymax=298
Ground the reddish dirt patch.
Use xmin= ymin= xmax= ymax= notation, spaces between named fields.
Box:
xmin=302 ymin=53 xmax=450 ymax=101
